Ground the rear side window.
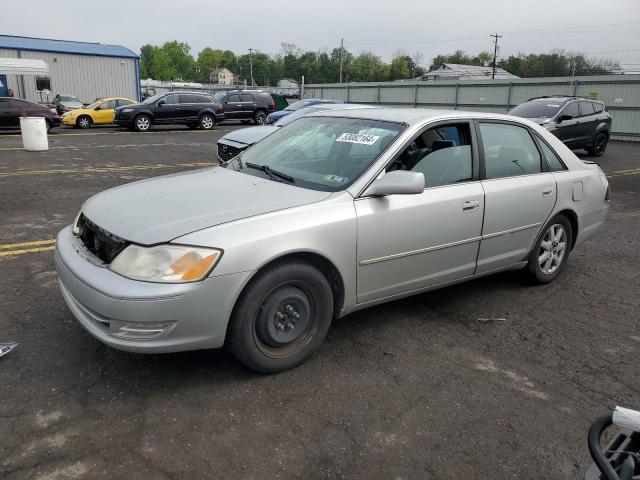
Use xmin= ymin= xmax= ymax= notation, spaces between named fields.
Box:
xmin=536 ymin=136 xmax=567 ymax=172
xmin=117 ymin=99 xmax=133 ymax=107
xmin=479 ymin=123 xmax=542 ymax=179
xmin=227 ymin=94 xmax=240 ymax=102
xmin=240 ymin=94 xmax=253 ymax=102
xmin=579 ymin=101 xmax=595 ymax=116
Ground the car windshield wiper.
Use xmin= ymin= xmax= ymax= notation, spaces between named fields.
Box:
xmin=244 ymin=162 xmax=295 ymax=184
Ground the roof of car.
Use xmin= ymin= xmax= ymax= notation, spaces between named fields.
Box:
xmin=309 ymin=107 xmax=525 ymax=125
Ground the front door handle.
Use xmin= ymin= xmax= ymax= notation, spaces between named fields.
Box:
xmin=542 ymin=187 xmax=554 ymax=196
xmin=462 ymin=200 xmax=480 ymax=211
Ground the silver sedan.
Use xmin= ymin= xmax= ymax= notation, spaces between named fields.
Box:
xmin=55 ymin=108 xmax=610 ymax=372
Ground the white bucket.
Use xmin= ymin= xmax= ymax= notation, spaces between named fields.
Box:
xmin=20 ymin=117 xmax=49 ymax=151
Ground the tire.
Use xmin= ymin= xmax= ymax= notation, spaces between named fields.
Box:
xmin=228 ymin=260 xmax=334 ymax=373
xmin=76 ymin=115 xmax=92 ymax=129
xmin=586 ymin=132 xmax=608 ymax=157
xmin=524 ymin=214 xmax=573 ymax=284
xmin=134 ymin=114 xmax=151 ymax=132
xmin=199 ymin=113 xmax=215 ymax=130
xmin=253 ymin=110 xmax=267 ymax=125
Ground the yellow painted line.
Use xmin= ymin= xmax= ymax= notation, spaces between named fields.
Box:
xmin=0 ymin=142 xmax=208 ymax=152
xmin=609 ymin=170 xmax=640 ymax=178
xmin=0 ymin=245 xmax=56 ymax=257
xmin=609 ymin=167 xmax=640 ymax=174
xmin=0 ymin=162 xmax=213 ymax=178
xmin=0 ymin=239 xmax=56 ymax=250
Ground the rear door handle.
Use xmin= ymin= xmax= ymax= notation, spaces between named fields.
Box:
xmin=462 ymin=200 xmax=480 ymax=211
xmin=542 ymin=187 xmax=554 ymax=196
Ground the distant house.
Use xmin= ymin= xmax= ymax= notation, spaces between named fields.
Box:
xmin=277 ymin=78 xmax=298 ymax=89
xmin=210 ymin=67 xmax=238 ymax=85
xmin=420 ymin=63 xmax=519 ymax=81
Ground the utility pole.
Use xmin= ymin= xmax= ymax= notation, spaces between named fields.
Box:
xmin=339 ymin=38 xmax=344 ymax=84
xmin=490 ymin=33 xmax=502 ymax=79
xmin=248 ymin=48 xmax=254 ymax=87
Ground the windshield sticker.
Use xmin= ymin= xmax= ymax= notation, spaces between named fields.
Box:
xmin=546 ymin=104 xmax=561 ymax=108
xmin=336 ymin=132 xmax=380 ymax=145
xmin=323 ymin=174 xmax=349 ymax=184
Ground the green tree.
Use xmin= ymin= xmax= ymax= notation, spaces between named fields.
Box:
xmin=161 ymin=40 xmax=195 ymax=80
xmin=150 ymin=48 xmax=176 ymax=81
xmin=196 ymin=48 xmax=225 ymax=82
xmin=139 ymin=44 xmax=156 ymax=79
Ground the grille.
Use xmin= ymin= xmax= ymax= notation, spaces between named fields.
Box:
xmin=76 ymin=214 xmax=129 ymax=264
xmin=217 ymin=143 xmax=244 ymax=162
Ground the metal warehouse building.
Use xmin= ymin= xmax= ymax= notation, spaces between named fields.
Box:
xmin=0 ymin=35 xmax=140 ymax=103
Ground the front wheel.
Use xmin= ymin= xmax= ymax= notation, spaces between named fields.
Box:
xmin=227 ymin=261 xmax=334 ymax=373
xmin=134 ymin=114 xmax=151 ymax=132
xmin=587 ymin=132 xmax=608 ymax=157
xmin=199 ymin=114 xmax=215 ymax=130
xmin=76 ymin=115 xmax=92 ymax=129
xmin=253 ymin=110 xmax=267 ymax=125
xmin=525 ymin=215 xmax=573 ymax=284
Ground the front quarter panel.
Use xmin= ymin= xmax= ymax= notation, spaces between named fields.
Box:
xmin=173 ymin=192 xmax=358 ymax=310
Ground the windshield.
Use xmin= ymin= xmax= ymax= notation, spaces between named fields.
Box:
xmin=85 ymin=100 xmax=101 ymax=109
xmin=232 ymin=116 xmax=404 ymax=191
xmin=510 ymin=101 xmax=564 ymax=119
xmin=60 ymin=96 xmax=79 ymax=102
xmin=274 ymin=105 xmax=326 ymax=127
xmin=213 ymin=92 xmax=227 ymax=102
xmin=141 ymin=93 xmax=165 ymax=104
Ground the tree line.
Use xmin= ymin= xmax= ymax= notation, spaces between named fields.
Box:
xmin=139 ymin=41 xmax=620 ymax=85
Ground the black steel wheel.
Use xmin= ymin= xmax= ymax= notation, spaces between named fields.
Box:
xmin=587 ymin=132 xmax=608 ymax=157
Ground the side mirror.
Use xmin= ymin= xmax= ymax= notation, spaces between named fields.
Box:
xmin=94 ymin=105 xmax=101 ymax=110
xmin=157 ymin=100 xmax=165 ymax=107
xmin=558 ymin=114 xmax=573 ymax=123
xmin=363 ymin=170 xmax=425 ymax=197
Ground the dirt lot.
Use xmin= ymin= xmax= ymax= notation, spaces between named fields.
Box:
xmin=0 ymin=125 xmax=638 ymax=479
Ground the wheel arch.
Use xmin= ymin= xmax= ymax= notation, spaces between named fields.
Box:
xmin=555 ymin=208 xmax=579 ymax=250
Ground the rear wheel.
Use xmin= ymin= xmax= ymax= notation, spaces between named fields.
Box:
xmin=524 ymin=214 xmax=573 ymax=284
xmin=228 ymin=260 xmax=333 ymax=373
xmin=587 ymin=132 xmax=608 ymax=157
xmin=199 ymin=113 xmax=215 ymax=130
xmin=76 ymin=115 xmax=92 ymax=129
xmin=134 ymin=114 xmax=151 ymax=132
xmin=253 ymin=110 xmax=267 ymax=125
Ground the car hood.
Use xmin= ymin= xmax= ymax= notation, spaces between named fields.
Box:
xmin=81 ymin=166 xmax=331 ymax=245
xmin=220 ymin=125 xmax=279 ymax=145
xmin=60 ymin=101 xmax=84 ymax=108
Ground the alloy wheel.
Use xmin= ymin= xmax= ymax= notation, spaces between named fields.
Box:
xmin=136 ymin=116 xmax=150 ymax=131
xmin=201 ymin=115 xmax=214 ymax=129
xmin=538 ymin=224 xmax=567 ymax=275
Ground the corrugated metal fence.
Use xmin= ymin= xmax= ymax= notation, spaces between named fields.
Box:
xmin=304 ymin=75 xmax=640 ymax=141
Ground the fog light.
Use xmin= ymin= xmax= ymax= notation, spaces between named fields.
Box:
xmin=110 ymin=321 xmax=175 ymax=340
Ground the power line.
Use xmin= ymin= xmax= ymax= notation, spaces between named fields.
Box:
xmin=490 ymin=33 xmax=502 ymax=79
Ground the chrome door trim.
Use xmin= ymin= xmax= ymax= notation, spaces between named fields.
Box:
xmin=359 ymin=235 xmax=482 ymax=266
xmin=481 ymin=222 xmax=542 ymax=240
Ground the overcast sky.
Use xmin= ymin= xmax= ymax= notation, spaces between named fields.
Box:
xmin=4 ymin=0 xmax=640 ymax=69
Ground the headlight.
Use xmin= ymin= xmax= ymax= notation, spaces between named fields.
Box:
xmin=121 ymin=108 xmax=134 ymax=113
xmin=110 ymin=244 xmax=222 ymax=283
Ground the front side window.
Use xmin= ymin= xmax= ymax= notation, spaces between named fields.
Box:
xmin=232 ymin=117 xmax=404 ymax=191
xmin=593 ymin=102 xmax=604 ymax=113
xmin=387 ymin=123 xmax=473 ymax=187
xmin=163 ymin=94 xmax=179 ymax=105
xmin=117 ymin=99 xmax=133 ymax=107
xmin=480 ymin=123 xmax=542 ymax=179
xmin=100 ymin=100 xmax=117 ymax=110
xmin=510 ymin=100 xmax=563 ymax=119
xmin=560 ymin=102 xmax=579 ymax=118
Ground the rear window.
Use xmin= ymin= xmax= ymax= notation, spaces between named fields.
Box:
xmin=510 ymin=101 xmax=564 ymax=119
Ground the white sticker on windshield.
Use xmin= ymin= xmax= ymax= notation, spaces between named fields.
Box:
xmin=546 ymin=104 xmax=561 ymax=108
xmin=336 ymin=132 xmax=380 ymax=145
xmin=323 ymin=174 xmax=348 ymax=184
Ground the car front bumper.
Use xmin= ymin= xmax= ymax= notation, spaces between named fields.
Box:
xmin=61 ymin=116 xmax=77 ymax=126
xmin=54 ymin=225 xmax=252 ymax=353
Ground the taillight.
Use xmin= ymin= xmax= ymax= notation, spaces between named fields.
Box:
xmin=220 ymin=103 xmax=224 ymax=113
xmin=272 ymin=99 xmax=275 ymax=110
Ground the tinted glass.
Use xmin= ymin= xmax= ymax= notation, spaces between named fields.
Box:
xmin=235 ymin=117 xmax=404 ymax=191
xmin=480 ymin=123 xmax=542 ymax=179
xmin=561 ymin=102 xmax=579 ymax=118
xmin=142 ymin=93 xmax=164 ymax=104
xmin=240 ymin=94 xmax=253 ymax=102
xmin=117 ymin=99 xmax=132 ymax=107
xmin=510 ymin=100 xmax=564 ymax=118
xmin=593 ymin=102 xmax=604 ymax=113
xmin=178 ymin=94 xmax=196 ymax=103
xmin=579 ymin=101 xmax=595 ymax=116
xmin=163 ymin=95 xmax=179 ymax=105
xmin=213 ymin=92 xmax=226 ymax=102
xmin=536 ymin=137 xmax=566 ymax=172
xmin=227 ymin=94 xmax=240 ymax=102
xmin=36 ymin=76 xmax=51 ymax=91
xmin=100 ymin=100 xmax=117 ymax=110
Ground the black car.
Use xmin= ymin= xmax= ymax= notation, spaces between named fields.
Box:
xmin=212 ymin=90 xmax=276 ymax=125
xmin=510 ymin=96 xmax=612 ymax=157
xmin=114 ymin=92 xmax=224 ymax=132
xmin=0 ymin=97 xmax=60 ymax=131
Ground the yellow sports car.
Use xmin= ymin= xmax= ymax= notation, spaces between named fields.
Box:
xmin=61 ymin=97 xmax=137 ymax=128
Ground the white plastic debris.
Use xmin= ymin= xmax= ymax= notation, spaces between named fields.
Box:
xmin=0 ymin=343 xmax=17 ymax=358
xmin=613 ymin=406 xmax=640 ymax=433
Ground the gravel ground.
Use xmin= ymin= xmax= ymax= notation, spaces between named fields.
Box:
xmin=0 ymin=125 xmax=638 ymax=479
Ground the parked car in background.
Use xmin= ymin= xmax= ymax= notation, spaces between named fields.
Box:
xmin=510 ymin=96 xmax=611 ymax=157
xmin=53 ymin=94 xmax=84 ymax=114
xmin=270 ymin=93 xmax=289 ymax=112
xmin=266 ymin=98 xmax=343 ymax=124
xmin=217 ymin=103 xmax=374 ymax=163
xmin=0 ymin=97 xmax=60 ymax=131
xmin=61 ymin=97 xmax=137 ymax=129
xmin=114 ymin=92 xmax=223 ymax=132
xmin=56 ymin=108 xmax=609 ymax=372
xmin=212 ymin=90 xmax=276 ymax=125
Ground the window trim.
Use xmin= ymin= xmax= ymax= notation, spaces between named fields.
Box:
xmin=532 ymin=133 xmax=568 ymax=172
xmin=557 ymin=100 xmax=580 ymax=119
xmin=474 ymin=119 xmax=549 ymax=181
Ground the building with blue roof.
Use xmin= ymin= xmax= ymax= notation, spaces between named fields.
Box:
xmin=0 ymin=35 xmax=140 ymax=103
